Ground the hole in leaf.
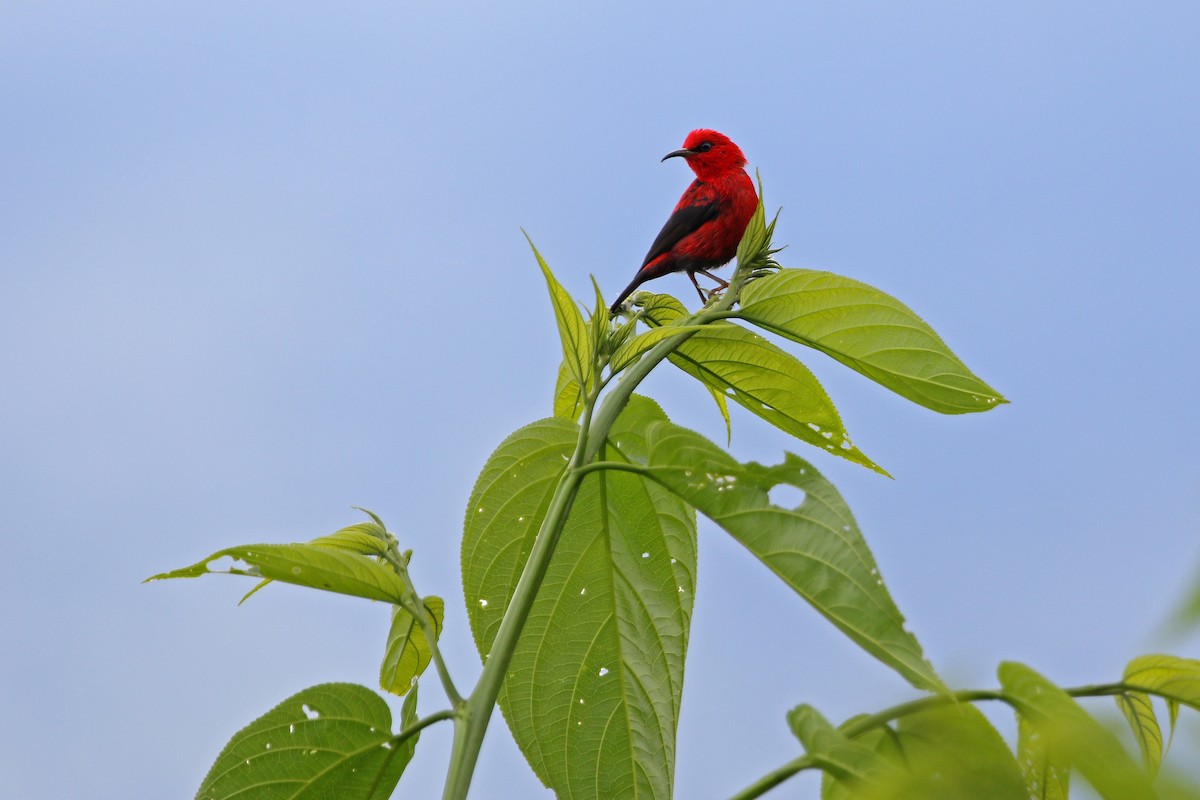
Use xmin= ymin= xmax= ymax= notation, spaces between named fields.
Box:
xmin=768 ymin=485 xmax=806 ymax=509
xmin=302 ymin=704 xmax=320 ymax=721
xmin=598 ymin=667 xmax=609 ymax=677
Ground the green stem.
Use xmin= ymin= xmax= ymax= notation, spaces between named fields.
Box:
xmin=441 ymin=262 xmax=758 ymax=800
xmin=441 ymin=443 xmax=588 ymax=800
xmin=366 ymin=709 xmax=458 ymax=799
xmin=727 ymin=756 xmax=817 ymax=800
xmin=727 ymin=681 xmax=1139 ymax=800
xmin=382 ymin=545 xmax=465 ymax=707
xmin=393 ymin=708 xmax=458 ymax=747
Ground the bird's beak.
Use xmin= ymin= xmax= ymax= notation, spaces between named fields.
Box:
xmin=661 ymin=148 xmax=693 ymax=162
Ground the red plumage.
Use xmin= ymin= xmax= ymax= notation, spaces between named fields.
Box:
xmin=610 ymin=129 xmax=758 ymax=313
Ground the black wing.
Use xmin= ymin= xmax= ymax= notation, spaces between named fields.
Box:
xmin=641 ymin=195 xmax=720 ymax=268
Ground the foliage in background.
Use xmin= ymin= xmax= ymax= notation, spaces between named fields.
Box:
xmin=149 ymin=188 xmax=1199 ymax=799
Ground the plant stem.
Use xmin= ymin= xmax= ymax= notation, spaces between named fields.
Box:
xmin=382 ymin=543 xmax=465 ymax=707
xmin=727 ymin=756 xmax=817 ymax=800
xmin=440 ymin=444 xmax=587 ymax=800
xmin=440 ymin=284 xmax=750 ymax=800
xmin=402 ymin=572 xmax=465 ymax=707
xmin=439 ymin=232 xmax=770 ymax=799
xmin=393 ymin=708 xmax=459 ymax=748
xmin=727 ymin=681 xmax=1140 ymax=800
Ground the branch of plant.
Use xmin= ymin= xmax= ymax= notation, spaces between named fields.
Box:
xmin=381 ymin=543 xmax=465 ymax=708
xmin=393 ymin=708 xmax=459 ymax=748
xmin=365 ymin=709 xmax=459 ymax=799
xmin=441 ymin=257 xmax=764 ymax=799
xmin=727 ymin=681 xmax=1143 ymax=800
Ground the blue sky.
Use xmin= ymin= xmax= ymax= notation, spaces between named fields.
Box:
xmin=1 ymin=2 xmax=1198 ymax=797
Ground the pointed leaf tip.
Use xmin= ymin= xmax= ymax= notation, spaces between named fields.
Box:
xmin=738 ymin=269 xmax=1006 ymax=415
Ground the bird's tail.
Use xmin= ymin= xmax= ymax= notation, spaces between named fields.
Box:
xmin=609 ymin=271 xmax=649 ymax=314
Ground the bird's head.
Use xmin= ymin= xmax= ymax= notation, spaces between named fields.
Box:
xmin=662 ymin=129 xmax=747 ymax=179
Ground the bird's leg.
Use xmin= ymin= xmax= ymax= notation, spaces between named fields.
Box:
xmin=689 ymin=269 xmax=730 ymax=303
xmin=696 ymin=269 xmax=730 ymax=290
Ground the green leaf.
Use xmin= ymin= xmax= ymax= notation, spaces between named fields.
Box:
xmin=310 ymin=521 xmax=392 ymax=556
xmin=462 ymin=397 xmax=697 ymax=799
xmin=608 ymin=324 xmax=708 ymax=374
xmin=640 ymin=293 xmax=886 ymax=475
xmin=999 ymin=661 xmax=1156 ymax=800
xmin=734 ymin=174 xmax=779 ymax=274
xmin=528 ymin=234 xmax=592 ymax=391
xmin=380 ymin=597 xmax=445 ymax=697
xmin=1124 ymin=654 xmax=1200 ymax=711
xmin=737 ymin=269 xmax=1006 ymax=414
xmin=1116 ymin=691 xmax=1163 ymax=777
xmin=146 ymin=542 xmax=408 ymax=604
xmin=888 ymin=704 xmax=1025 ymax=799
xmin=630 ymin=418 xmax=941 ymax=692
xmin=157 ymin=515 xmax=397 ymax=605
xmin=553 ymin=357 xmax=584 ymax=421
xmin=195 ymin=683 xmax=414 ymax=800
xmin=1018 ymin=715 xmax=1071 ymax=800
xmin=823 ymin=705 xmax=1023 ymax=800
xmin=820 ymin=723 xmax=903 ymax=800
xmin=704 ymin=383 xmax=733 ymax=445
xmin=788 ymin=705 xmax=881 ymax=787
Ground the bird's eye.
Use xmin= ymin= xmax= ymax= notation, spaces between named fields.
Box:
xmin=697 ymin=142 xmax=714 ymax=153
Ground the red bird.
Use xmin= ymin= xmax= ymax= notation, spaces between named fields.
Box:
xmin=610 ymin=129 xmax=758 ymax=313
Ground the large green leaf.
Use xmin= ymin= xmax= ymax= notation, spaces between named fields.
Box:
xmin=736 ymin=269 xmax=1006 ymax=414
xmin=462 ymin=397 xmax=697 ymax=799
xmin=999 ymin=662 xmax=1157 ymax=800
xmin=195 ymin=683 xmax=416 ymax=800
xmin=379 ymin=596 xmax=444 ymax=697
xmin=146 ymin=542 xmax=407 ymax=605
xmin=1018 ymin=715 xmax=1071 ymax=800
xmin=640 ymin=294 xmax=885 ymax=475
xmin=626 ymin=417 xmax=940 ymax=692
